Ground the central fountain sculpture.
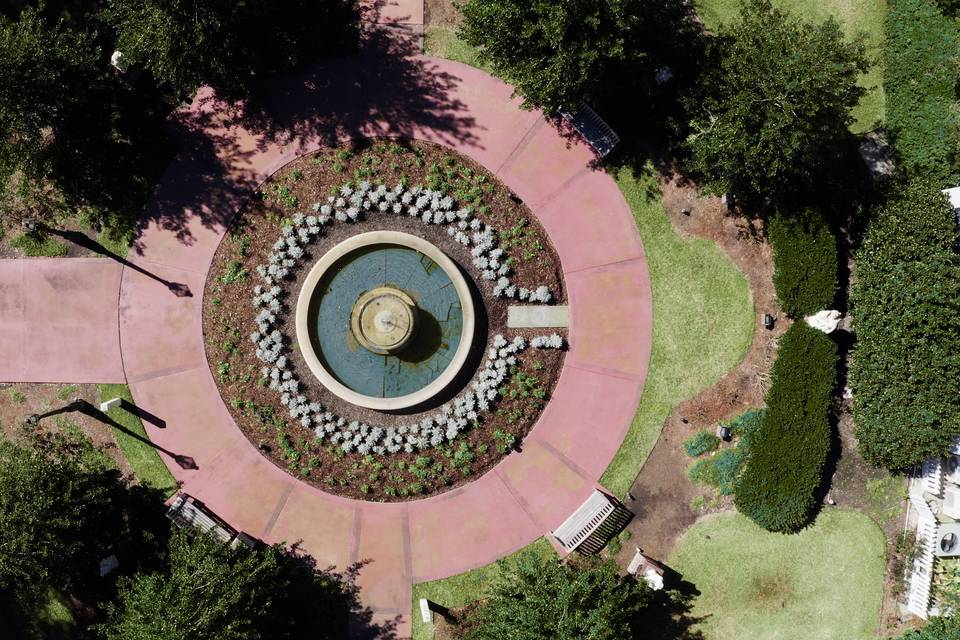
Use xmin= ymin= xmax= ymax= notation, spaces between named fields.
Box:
xmin=296 ymin=231 xmax=475 ymax=412
xmin=350 ymin=286 xmax=419 ymax=355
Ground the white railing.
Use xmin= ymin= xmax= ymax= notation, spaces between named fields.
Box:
xmin=907 ymin=478 xmax=939 ymax=619
xmin=924 ymin=459 xmax=944 ymax=497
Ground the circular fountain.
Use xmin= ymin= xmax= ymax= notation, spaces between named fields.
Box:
xmin=295 ymin=231 xmax=475 ymax=411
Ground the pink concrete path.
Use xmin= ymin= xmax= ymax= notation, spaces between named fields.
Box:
xmin=0 ymin=53 xmax=651 ymax=637
xmin=0 ymin=258 xmax=125 ymax=383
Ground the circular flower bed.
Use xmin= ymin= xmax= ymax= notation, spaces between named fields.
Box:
xmin=204 ymin=139 xmax=567 ymax=501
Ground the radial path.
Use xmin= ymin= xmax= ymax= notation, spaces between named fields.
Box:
xmin=0 ymin=52 xmax=652 ymax=638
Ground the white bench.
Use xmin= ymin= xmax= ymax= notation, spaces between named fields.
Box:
xmin=552 ymin=490 xmax=633 ymax=555
xmin=560 ymin=101 xmax=620 ymax=158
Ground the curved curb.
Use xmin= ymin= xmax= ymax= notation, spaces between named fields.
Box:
xmin=118 ymin=55 xmax=652 ymax=634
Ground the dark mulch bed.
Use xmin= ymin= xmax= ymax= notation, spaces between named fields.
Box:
xmin=203 ymin=138 xmax=566 ymax=501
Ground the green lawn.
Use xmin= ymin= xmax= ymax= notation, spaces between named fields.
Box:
xmin=424 ymin=26 xmax=493 ymax=74
xmin=695 ymin=0 xmax=887 ymax=133
xmin=600 ymin=165 xmax=754 ymax=496
xmin=11 ymin=233 xmax=69 ymax=257
xmin=411 ymin=538 xmax=556 ymax=640
xmin=97 ymin=384 xmax=178 ymax=496
xmin=669 ymin=510 xmax=885 ymax=640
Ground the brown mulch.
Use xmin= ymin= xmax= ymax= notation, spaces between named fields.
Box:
xmin=0 ymin=383 xmax=134 ymax=479
xmin=424 ymin=0 xmax=462 ymax=28
xmin=615 ymin=171 xmax=786 ymax=563
xmin=203 ymin=138 xmax=567 ymax=502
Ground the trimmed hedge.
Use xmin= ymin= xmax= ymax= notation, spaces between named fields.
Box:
xmin=885 ymin=0 xmax=960 ymax=184
xmin=768 ymin=209 xmax=838 ymax=318
xmin=851 ymin=179 xmax=960 ymax=470
xmin=735 ymin=322 xmax=837 ymax=532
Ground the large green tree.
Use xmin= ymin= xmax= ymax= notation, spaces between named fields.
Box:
xmin=684 ymin=0 xmax=868 ymax=207
xmin=462 ymin=555 xmax=653 ymax=640
xmin=0 ymin=6 xmax=102 ymax=222
xmin=0 ymin=429 xmax=123 ymax=632
xmin=101 ymin=530 xmax=352 ymax=640
xmin=850 ymin=178 xmax=960 ymax=470
xmin=105 ymin=0 xmax=359 ymax=99
xmin=458 ymin=0 xmax=701 ymax=113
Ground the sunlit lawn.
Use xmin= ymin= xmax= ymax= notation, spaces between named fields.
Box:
xmin=669 ymin=510 xmax=885 ymax=640
xmin=600 ymin=165 xmax=754 ymax=496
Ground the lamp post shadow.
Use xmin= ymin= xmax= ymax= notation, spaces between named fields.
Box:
xmin=37 ymin=224 xmax=192 ymax=297
xmin=27 ymin=399 xmax=196 ymax=470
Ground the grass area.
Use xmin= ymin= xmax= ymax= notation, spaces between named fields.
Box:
xmin=56 ymin=385 xmax=79 ymax=401
xmin=411 ymin=538 xmax=555 ymax=640
xmin=35 ymin=588 xmax=77 ymax=640
xmin=97 ymin=384 xmax=178 ymax=496
xmin=695 ymin=0 xmax=886 ymax=133
xmin=865 ymin=473 xmax=906 ymax=526
xmin=424 ymin=26 xmax=493 ymax=74
xmin=11 ymin=233 xmax=69 ymax=257
xmin=599 ymin=165 xmax=754 ymax=496
xmin=669 ymin=510 xmax=885 ymax=640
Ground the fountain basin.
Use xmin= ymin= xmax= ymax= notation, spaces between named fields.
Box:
xmin=295 ymin=231 xmax=475 ymax=411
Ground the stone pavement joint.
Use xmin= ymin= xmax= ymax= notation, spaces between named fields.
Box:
xmin=261 ymin=482 xmax=295 ymax=538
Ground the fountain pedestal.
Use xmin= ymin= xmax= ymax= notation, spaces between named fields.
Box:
xmin=351 ymin=286 xmax=419 ymax=355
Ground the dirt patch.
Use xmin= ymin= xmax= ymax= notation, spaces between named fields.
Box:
xmin=425 ymin=0 xmax=461 ymax=28
xmin=0 ymin=383 xmax=134 ymax=479
xmin=203 ymin=138 xmax=567 ymax=502
xmin=615 ymin=171 xmax=785 ymax=563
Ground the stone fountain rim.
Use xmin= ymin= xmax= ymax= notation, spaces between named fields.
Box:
xmin=295 ymin=230 xmax=476 ymax=411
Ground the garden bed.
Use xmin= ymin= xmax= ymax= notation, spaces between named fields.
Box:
xmin=203 ymin=138 xmax=566 ymax=501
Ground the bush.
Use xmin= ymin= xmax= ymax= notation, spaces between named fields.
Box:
xmin=684 ymin=431 xmax=720 ymax=457
xmin=884 ymin=0 xmax=960 ymax=184
xmin=735 ymin=323 xmax=837 ymax=532
xmin=727 ymin=408 xmax=765 ymax=438
xmin=898 ymin=615 xmax=960 ymax=639
xmin=768 ymin=209 xmax=838 ymax=318
xmin=688 ymin=409 xmax=764 ymax=496
xmin=851 ymin=179 xmax=960 ymax=470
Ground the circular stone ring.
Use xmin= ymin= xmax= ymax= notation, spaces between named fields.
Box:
xmin=295 ymin=230 xmax=476 ymax=411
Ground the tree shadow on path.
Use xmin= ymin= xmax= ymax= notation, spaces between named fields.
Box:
xmin=137 ymin=26 xmax=478 ymax=257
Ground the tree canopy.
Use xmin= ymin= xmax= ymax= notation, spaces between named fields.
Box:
xmin=462 ymin=554 xmax=653 ymax=640
xmin=458 ymin=0 xmax=701 ymax=113
xmin=684 ymin=0 xmax=868 ymax=207
xmin=104 ymin=0 xmax=360 ymax=99
xmin=0 ymin=6 xmax=102 ymax=221
xmin=0 ymin=428 xmax=125 ymax=635
xmin=101 ymin=530 xmax=352 ymax=640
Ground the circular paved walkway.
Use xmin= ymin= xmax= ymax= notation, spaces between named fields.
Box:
xmin=116 ymin=54 xmax=651 ymax=635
